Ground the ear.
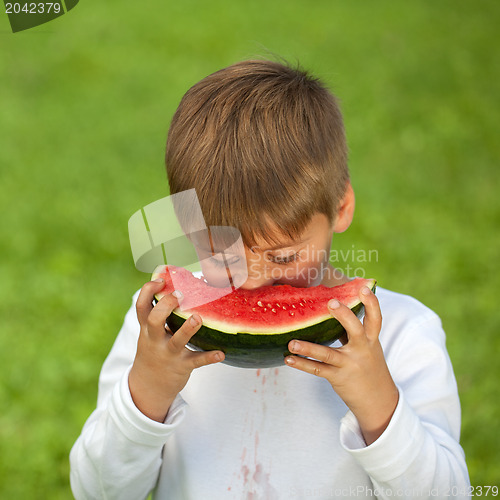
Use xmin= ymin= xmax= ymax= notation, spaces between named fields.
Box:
xmin=333 ymin=182 xmax=355 ymax=233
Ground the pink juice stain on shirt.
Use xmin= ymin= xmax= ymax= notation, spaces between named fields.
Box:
xmin=251 ymin=433 xmax=277 ymax=499
xmin=239 ymin=376 xmax=280 ymax=497
xmin=242 ymin=465 xmax=250 ymax=486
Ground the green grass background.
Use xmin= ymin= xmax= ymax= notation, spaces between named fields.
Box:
xmin=1 ymin=0 xmax=499 ymax=496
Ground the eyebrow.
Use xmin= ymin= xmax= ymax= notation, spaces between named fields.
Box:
xmin=196 ymin=240 xmax=303 ymax=254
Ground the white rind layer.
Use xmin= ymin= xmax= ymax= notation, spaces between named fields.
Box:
xmin=170 ymin=297 xmax=364 ymax=335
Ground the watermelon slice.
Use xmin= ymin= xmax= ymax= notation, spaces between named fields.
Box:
xmin=152 ymin=265 xmax=376 ymax=368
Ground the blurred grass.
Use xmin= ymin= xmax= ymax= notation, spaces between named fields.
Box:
xmin=1 ymin=0 xmax=499 ymax=496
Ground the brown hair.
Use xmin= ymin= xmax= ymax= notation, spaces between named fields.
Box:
xmin=165 ymin=59 xmax=349 ymax=248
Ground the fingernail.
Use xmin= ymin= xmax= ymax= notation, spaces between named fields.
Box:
xmin=153 ymin=278 xmax=164 ymax=283
xmin=329 ymin=299 xmax=340 ymax=309
xmin=189 ymin=314 xmax=200 ymax=326
xmin=285 ymin=356 xmax=295 ymax=365
xmin=361 ymin=286 xmax=371 ymax=296
xmin=291 ymin=340 xmax=300 ymax=352
xmin=214 ymin=352 xmax=222 ymax=361
xmin=172 ymin=290 xmax=183 ymax=299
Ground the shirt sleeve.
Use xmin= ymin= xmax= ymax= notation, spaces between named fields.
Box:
xmin=69 ymin=290 xmax=187 ymax=500
xmin=339 ymin=311 xmax=471 ymax=499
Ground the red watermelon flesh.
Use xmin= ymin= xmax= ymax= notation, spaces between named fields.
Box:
xmin=152 ymin=265 xmax=376 ymax=335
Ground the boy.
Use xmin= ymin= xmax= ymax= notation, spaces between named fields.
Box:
xmin=70 ymin=60 xmax=470 ymax=499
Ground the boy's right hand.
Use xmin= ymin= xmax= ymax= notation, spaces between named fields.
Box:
xmin=128 ymin=278 xmax=225 ymax=422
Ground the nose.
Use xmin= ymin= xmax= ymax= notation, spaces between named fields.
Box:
xmin=232 ymin=250 xmax=275 ymax=290
xmin=237 ymin=276 xmax=275 ymax=290
xmin=235 ymin=266 xmax=275 ymax=290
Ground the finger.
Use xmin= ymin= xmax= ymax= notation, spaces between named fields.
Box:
xmin=146 ymin=292 xmax=180 ymax=341
xmin=359 ymin=287 xmax=382 ymax=341
xmin=284 ymin=354 xmax=336 ymax=380
xmin=167 ymin=313 xmax=203 ymax=354
xmin=288 ymin=340 xmax=344 ymax=367
xmin=328 ymin=299 xmax=365 ymax=344
xmin=188 ymin=349 xmax=225 ymax=369
xmin=136 ymin=278 xmax=167 ymax=327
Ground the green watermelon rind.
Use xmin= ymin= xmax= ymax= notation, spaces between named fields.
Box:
xmin=165 ymin=299 xmax=369 ymax=368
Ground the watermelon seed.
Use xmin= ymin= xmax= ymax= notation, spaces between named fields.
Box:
xmin=299 ymin=302 xmax=305 ymax=307
xmin=271 ymin=308 xmax=277 ymax=313
xmin=289 ymin=311 xmax=295 ymax=316
xmin=282 ymin=306 xmax=287 ymax=311
xmin=263 ymin=308 xmax=268 ymax=312
xmin=292 ymin=304 xmax=296 ymax=309
xmin=267 ymin=303 xmax=272 ymax=308
xmin=252 ymin=308 xmax=257 ymax=312
xmin=275 ymin=302 xmax=281 ymax=307
xmin=308 ymin=305 xmax=314 ymax=309
xmin=257 ymin=301 xmax=263 ymax=307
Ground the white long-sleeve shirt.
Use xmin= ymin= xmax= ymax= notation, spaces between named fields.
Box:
xmin=70 ymin=286 xmax=471 ymax=499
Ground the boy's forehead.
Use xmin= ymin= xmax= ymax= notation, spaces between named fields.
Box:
xmin=246 ymin=213 xmax=331 ymax=252
xmin=249 ymin=233 xmax=303 ymax=252
xmin=188 ymin=213 xmax=330 ymax=253
xmin=244 ymin=214 xmax=295 ymax=249
xmin=238 ymin=216 xmax=301 ymax=252
xmin=187 ymin=223 xmax=296 ymax=254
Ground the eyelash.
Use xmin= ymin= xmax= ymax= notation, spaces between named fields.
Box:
xmin=209 ymin=256 xmax=240 ymax=268
xmin=269 ymin=253 xmax=299 ymax=265
xmin=210 ymin=253 xmax=299 ymax=268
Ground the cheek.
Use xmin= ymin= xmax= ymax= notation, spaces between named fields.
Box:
xmin=272 ymin=260 xmax=328 ymax=287
xmin=299 ymin=244 xmax=331 ymax=267
xmin=280 ymin=245 xmax=330 ymax=286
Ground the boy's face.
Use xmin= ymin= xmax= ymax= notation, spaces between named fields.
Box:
xmin=197 ymin=213 xmax=335 ymax=289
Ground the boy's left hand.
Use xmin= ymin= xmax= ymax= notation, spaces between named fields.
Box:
xmin=285 ymin=286 xmax=399 ymax=445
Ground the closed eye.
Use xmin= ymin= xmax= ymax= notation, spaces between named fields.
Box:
xmin=268 ymin=252 xmax=299 ymax=265
xmin=209 ymin=255 xmax=241 ymax=268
